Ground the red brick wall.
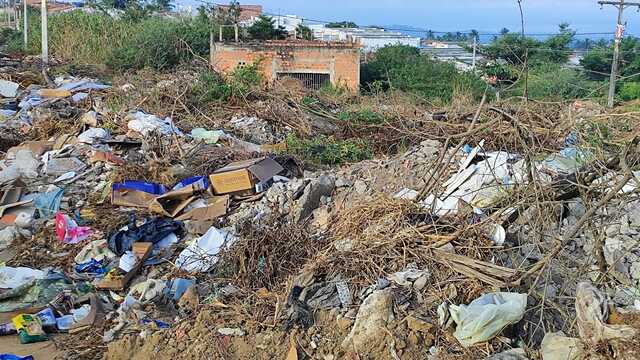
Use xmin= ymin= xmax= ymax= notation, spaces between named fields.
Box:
xmin=211 ymin=43 xmax=360 ymax=92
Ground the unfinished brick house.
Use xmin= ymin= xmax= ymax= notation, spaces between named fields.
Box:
xmin=210 ymin=40 xmax=361 ymax=92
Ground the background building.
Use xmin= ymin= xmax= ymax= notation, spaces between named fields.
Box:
xmin=309 ymin=25 xmax=421 ymax=52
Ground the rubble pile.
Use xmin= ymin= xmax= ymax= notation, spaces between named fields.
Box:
xmin=0 ymin=56 xmax=640 ymax=360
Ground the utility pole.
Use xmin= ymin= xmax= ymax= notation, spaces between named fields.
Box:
xmin=22 ymin=0 xmax=27 ymax=49
xmin=599 ymin=0 xmax=640 ymax=107
xmin=41 ymin=0 xmax=48 ymax=65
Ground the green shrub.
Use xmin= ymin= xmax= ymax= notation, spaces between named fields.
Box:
xmin=107 ymin=17 xmax=211 ymax=70
xmin=361 ymin=45 xmax=488 ymax=104
xmin=226 ymin=61 xmax=262 ymax=98
xmin=286 ymin=134 xmax=372 ymax=165
xmin=337 ymin=108 xmax=386 ymax=124
xmin=505 ymin=63 xmax=601 ymax=100
xmin=190 ymin=62 xmax=261 ymax=104
xmin=191 ymin=70 xmax=232 ymax=103
xmin=619 ymin=82 xmax=640 ymax=101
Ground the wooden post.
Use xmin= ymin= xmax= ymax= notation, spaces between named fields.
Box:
xmin=598 ymin=0 xmax=640 ymax=107
xmin=234 ymin=23 xmax=238 ymax=43
xmin=219 ymin=25 xmax=223 ymax=42
xmin=22 ymin=0 xmax=27 ymax=48
xmin=41 ymin=0 xmax=48 ymax=65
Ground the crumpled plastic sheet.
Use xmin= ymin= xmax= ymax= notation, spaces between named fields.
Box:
xmin=108 ymin=215 xmax=184 ymax=256
xmin=175 ymin=226 xmax=235 ymax=272
xmin=450 ymin=292 xmax=527 ymax=347
xmin=126 ymin=111 xmax=183 ymax=136
xmin=0 ymin=272 xmax=92 ymax=313
xmin=0 ymin=267 xmax=44 ymax=289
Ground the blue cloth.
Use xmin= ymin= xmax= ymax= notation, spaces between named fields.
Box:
xmin=34 ymin=188 xmax=64 ymax=219
xmin=75 ymin=259 xmax=107 ymax=275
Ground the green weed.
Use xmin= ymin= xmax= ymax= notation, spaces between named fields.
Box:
xmin=286 ymin=134 xmax=372 ymax=165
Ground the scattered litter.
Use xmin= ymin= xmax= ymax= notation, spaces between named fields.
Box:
xmin=0 ymin=80 xmax=19 ymax=98
xmin=449 ymin=292 xmax=527 ymax=347
xmin=126 ymin=111 xmax=183 ymax=136
xmin=175 ymin=227 xmax=235 ymax=272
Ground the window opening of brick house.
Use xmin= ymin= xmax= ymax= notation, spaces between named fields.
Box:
xmin=276 ymin=72 xmax=331 ymax=90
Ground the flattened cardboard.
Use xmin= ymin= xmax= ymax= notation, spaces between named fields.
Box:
xmin=148 ymin=182 xmax=205 ymax=218
xmin=175 ymin=195 xmax=228 ymax=221
xmin=111 ymin=189 xmax=156 ymax=208
xmin=209 ymin=157 xmax=283 ymax=195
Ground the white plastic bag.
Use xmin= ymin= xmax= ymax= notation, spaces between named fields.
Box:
xmin=0 ymin=266 xmax=45 ymax=289
xmin=175 ymin=227 xmax=236 ymax=272
xmin=450 ymin=292 xmax=527 ymax=347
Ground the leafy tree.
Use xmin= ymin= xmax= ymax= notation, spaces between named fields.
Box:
xmin=581 ymin=37 xmax=640 ymax=81
xmin=482 ymin=23 xmax=575 ymax=65
xmin=500 ymin=28 xmax=510 ymax=35
xmin=426 ymin=30 xmax=434 ymax=39
xmin=150 ymin=0 xmax=172 ymax=11
xmin=247 ymin=15 xmax=287 ymax=40
xmin=296 ymin=24 xmax=313 ymax=40
xmin=361 ymin=45 xmax=487 ymax=103
xmin=326 ymin=21 xmax=358 ymax=28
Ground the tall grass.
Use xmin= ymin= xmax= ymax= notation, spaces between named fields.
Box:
xmin=10 ymin=9 xmax=212 ymax=70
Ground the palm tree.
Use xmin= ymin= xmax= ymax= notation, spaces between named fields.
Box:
xmin=470 ymin=29 xmax=479 ymax=41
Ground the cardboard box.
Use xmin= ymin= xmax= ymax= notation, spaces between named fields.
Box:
xmin=96 ymin=242 xmax=153 ymax=291
xmin=209 ymin=157 xmax=283 ymax=195
xmin=175 ymin=195 xmax=228 ymax=221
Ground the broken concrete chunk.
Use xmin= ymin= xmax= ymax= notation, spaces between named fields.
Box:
xmin=0 ymin=80 xmax=19 ymax=97
xmin=341 ymin=288 xmax=393 ymax=352
xmin=12 ymin=150 xmax=40 ymax=179
xmin=295 ymin=175 xmax=335 ymax=222
xmin=45 ymin=157 xmax=86 ymax=176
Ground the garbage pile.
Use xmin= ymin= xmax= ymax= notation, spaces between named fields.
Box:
xmin=1 ymin=58 xmax=640 ymax=360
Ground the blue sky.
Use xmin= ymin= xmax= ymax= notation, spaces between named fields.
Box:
xmin=178 ymin=0 xmax=640 ymax=37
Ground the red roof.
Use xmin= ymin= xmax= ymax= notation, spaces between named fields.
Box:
xmin=216 ymin=4 xmax=262 ymax=22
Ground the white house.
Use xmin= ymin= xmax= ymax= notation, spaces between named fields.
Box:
xmin=309 ymin=25 xmax=421 ymax=51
